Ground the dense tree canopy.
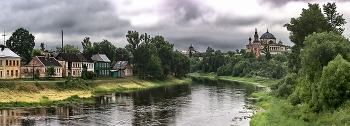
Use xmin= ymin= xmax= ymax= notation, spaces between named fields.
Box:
xmin=6 ymin=28 xmax=35 ymax=63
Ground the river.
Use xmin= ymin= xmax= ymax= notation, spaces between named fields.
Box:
xmin=0 ymin=77 xmax=258 ymax=126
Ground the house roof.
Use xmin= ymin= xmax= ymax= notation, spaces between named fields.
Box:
xmin=36 ymin=56 xmax=62 ymax=67
xmin=56 ymin=53 xmax=81 ymax=62
xmin=0 ymin=48 xmax=20 ymax=58
xmin=112 ymin=61 xmax=128 ymax=70
xmin=92 ymin=54 xmax=111 ymax=62
xmin=77 ymin=54 xmax=94 ymax=63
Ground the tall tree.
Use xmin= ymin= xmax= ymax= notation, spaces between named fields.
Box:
xmin=284 ymin=3 xmax=332 ymax=48
xmin=47 ymin=65 xmax=56 ymax=78
xmin=40 ymin=43 xmax=45 ymax=51
xmin=6 ymin=28 xmax=35 ymax=63
xmin=151 ymin=35 xmax=174 ymax=77
xmin=81 ymin=37 xmax=92 ymax=53
xmin=323 ymin=2 xmax=347 ymax=34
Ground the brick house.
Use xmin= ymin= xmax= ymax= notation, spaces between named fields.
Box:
xmin=21 ymin=56 xmax=63 ymax=78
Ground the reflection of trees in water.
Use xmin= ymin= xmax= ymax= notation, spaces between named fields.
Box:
xmin=131 ymin=84 xmax=191 ymax=125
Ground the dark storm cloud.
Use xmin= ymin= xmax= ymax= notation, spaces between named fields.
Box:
xmin=162 ymin=0 xmax=210 ymax=24
xmin=0 ymin=0 xmax=131 ymax=50
xmin=215 ymin=15 xmax=263 ymax=27
xmin=258 ymin=0 xmax=349 ymax=7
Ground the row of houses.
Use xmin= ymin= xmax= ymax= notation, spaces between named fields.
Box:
xmin=0 ymin=46 xmax=133 ymax=79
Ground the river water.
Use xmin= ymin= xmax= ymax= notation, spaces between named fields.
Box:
xmin=0 ymin=77 xmax=258 ymax=126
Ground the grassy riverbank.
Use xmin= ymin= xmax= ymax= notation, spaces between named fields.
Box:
xmin=0 ymin=76 xmax=190 ymax=107
xmin=188 ymin=72 xmax=278 ymax=87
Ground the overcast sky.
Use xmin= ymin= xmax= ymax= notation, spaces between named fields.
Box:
xmin=1 ymin=0 xmax=350 ymax=52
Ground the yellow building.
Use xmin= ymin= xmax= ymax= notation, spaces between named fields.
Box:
xmin=0 ymin=46 xmax=21 ymax=79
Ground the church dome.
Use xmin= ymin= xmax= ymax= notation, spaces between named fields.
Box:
xmin=260 ymin=29 xmax=276 ymax=39
xmin=268 ymin=40 xmax=274 ymax=44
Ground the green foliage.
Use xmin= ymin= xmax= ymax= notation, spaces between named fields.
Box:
xmin=284 ymin=3 xmax=332 ymax=48
xmin=81 ymin=37 xmax=92 ymax=53
xmin=6 ymin=28 xmax=35 ymax=63
xmin=93 ymin=39 xmax=117 ymax=62
xmin=47 ymin=65 xmax=56 ymax=77
xmin=274 ymin=53 xmax=287 ymax=62
xmin=232 ymin=60 xmax=251 ymax=77
xmin=301 ymin=31 xmax=350 ymax=83
xmin=81 ymin=64 xmax=97 ymax=80
xmin=323 ymin=2 xmax=347 ymax=34
xmin=31 ymin=49 xmax=44 ymax=57
xmin=40 ymin=43 xmax=45 ymax=51
xmin=318 ymin=54 xmax=350 ymax=109
xmin=115 ymin=47 xmax=129 ymax=56
xmin=56 ymin=44 xmax=80 ymax=53
xmin=149 ymin=55 xmax=163 ymax=79
xmin=261 ymin=43 xmax=271 ymax=60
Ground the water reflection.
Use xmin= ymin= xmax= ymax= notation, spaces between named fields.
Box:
xmin=0 ymin=77 xmax=257 ymax=126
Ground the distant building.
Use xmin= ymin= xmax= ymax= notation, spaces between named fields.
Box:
xmin=246 ymin=28 xmax=286 ymax=57
xmin=0 ymin=46 xmax=21 ymax=79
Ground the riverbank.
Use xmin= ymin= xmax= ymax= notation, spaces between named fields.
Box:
xmin=188 ymin=73 xmax=276 ymax=90
xmin=0 ymin=76 xmax=190 ymax=107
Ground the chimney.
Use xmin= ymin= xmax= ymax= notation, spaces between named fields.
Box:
xmin=61 ymin=30 xmax=63 ymax=53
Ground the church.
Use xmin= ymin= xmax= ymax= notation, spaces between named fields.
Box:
xmin=246 ymin=28 xmax=286 ymax=57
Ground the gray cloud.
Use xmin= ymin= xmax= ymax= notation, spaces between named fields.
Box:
xmin=258 ymin=0 xmax=350 ymax=7
xmin=1 ymin=0 xmax=131 ymax=50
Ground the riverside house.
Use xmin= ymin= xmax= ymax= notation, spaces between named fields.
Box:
xmin=76 ymin=54 xmax=94 ymax=72
xmin=21 ymin=56 xmax=63 ymax=78
xmin=56 ymin=53 xmax=82 ymax=77
xmin=112 ymin=61 xmax=133 ymax=77
xmin=0 ymin=46 xmax=21 ymax=79
xmin=91 ymin=54 xmax=110 ymax=77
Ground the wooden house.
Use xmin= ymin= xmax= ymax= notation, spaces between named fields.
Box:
xmin=56 ymin=53 xmax=82 ymax=77
xmin=21 ymin=56 xmax=63 ymax=78
xmin=91 ymin=54 xmax=110 ymax=77
xmin=112 ymin=61 xmax=133 ymax=77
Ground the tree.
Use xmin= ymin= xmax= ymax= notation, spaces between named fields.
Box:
xmin=93 ymin=39 xmax=117 ymax=62
xmin=318 ymin=54 xmax=350 ymax=109
xmin=151 ymin=35 xmax=174 ymax=77
xmin=323 ymin=2 xmax=347 ymax=34
xmin=284 ymin=3 xmax=332 ymax=48
xmin=206 ymin=46 xmax=214 ymax=53
xmin=6 ymin=28 xmax=35 ymax=63
xmin=40 ymin=43 xmax=45 ymax=51
xmin=81 ymin=37 xmax=92 ymax=53
xmin=149 ymin=55 xmax=163 ymax=79
xmin=301 ymin=31 xmax=350 ymax=83
xmin=274 ymin=53 xmax=287 ymax=62
xmin=115 ymin=47 xmax=129 ymax=56
xmin=31 ymin=49 xmax=44 ymax=57
xmin=261 ymin=43 xmax=271 ymax=60
xmin=299 ymin=31 xmax=350 ymax=111
xmin=56 ymin=44 xmax=80 ymax=53
xmin=47 ymin=65 xmax=56 ymax=78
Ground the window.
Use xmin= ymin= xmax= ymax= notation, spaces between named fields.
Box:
xmin=17 ymin=61 xmax=18 ymax=66
xmin=73 ymin=71 xmax=75 ymax=75
xmin=59 ymin=68 xmax=60 ymax=73
xmin=13 ymin=61 xmax=15 ymax=66
xmin=0 ymin=60 xmax=2 ymax=66
xmin=6 ymin=60 xmax=8 ymax=66
xmin=15 ymin=70 xmax=18 ymax=76
xmin=0 ymin=71 xmax=2 ymax=77
xmin=7 ymin=70 xmax=9 ymax=76
xmin=11 ymin=70 xmax=13 ymax=77
xmin=9 ymin=60 xmax=11 ymax=66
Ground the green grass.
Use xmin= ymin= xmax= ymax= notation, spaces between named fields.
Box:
xmin=188 ymin=72 xmax=278 ymax=87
